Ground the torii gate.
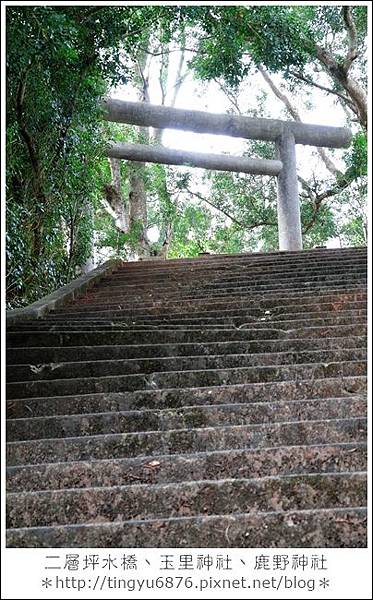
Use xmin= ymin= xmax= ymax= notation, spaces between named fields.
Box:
xmin=102 ymin=98 xmax=351 ymax=252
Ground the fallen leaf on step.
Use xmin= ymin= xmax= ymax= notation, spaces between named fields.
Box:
xmin=144 ymin=460 xmax=161 ymax=469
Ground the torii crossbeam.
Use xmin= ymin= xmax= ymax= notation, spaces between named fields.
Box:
xmin=102 ymin=98 xmax=351 ymax=251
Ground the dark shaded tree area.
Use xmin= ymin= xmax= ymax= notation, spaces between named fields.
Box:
xmin=6 ymin=5 xmax=175 ymax=306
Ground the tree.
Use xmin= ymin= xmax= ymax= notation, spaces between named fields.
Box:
xmin=6 ymin=5 xmax=173 ymax=305
xmin=181 ymin=5 xmax=367 ymax=247
xmin=102 ymin=29 xmax=190 ymax=259
xmin=185 ymin=5 xmax=367 ymax=127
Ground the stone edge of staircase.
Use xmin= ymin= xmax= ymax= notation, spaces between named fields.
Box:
xmin=6 ymin=259 xmax=123 ymax=325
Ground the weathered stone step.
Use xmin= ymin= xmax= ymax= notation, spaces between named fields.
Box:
xmin=7 ymin=441 xmax=366 ymax=492
xmin=6 ymin=360 xmax=366 ymax=400
xmin=7 ymin=348 xmax=367 ymax=383
xmin=7 ymin=376 xmax=366 ymax=418
xmin=97 ymin=267 xmax=367 ymax=290
xmin=6 ymin=323 xmax=367 ymax=348
xmin=5 ymin=319 xmax=366 ymax=337
xmin=90 ymin=267 xmax=368 ymax=287
xmin=38 ymin=309 xmax=366 ymax=325
xmin=6 ymin=416 xmax=367 ymax=466
xmin=204 ymin=264 xmax=367 ymax=280
xmin=5 ymin=246 xmax=368 ymax=549
xmin=124 ymin=246 xmax=367 ymax=260
xmin=85 ymin=278 xmax=367 ymax=299
xmin=286 ymin=324 xmax=365 ymax=338
xmin=72 ymin=285 xmax=367 ymax=314
xmin=7 ymin=395 xmax=366 ymax=441
xmin=111 ymin=256 xmax=367 ymax=275
xmin=112 ymin=248 xmax=366 ymax=271
xmin=109 ymin=252 xmax=367 ymax=272
xmin=7 ymin=336 xmax=366 ymax=365
xmin=10 ymin=312 xmax=366 ymax=330
xmin=6 ymin=472 xmax=367 ymax=528
xmin=106 ymin=258 xmax=367 ymax=280
xmin=85 ymin=283 xmax=367 ymax=305
xmin=102 ymin=267 xmax=367 ymax=288
xmin=102 ymin=268 xmax=366 ymax=288
xmin=51 ymin=300 xmax=367 ymax=318
xmin=106 ymin=264 xmax=367 ymax=285
xmin=6 ymin=328 xmax=285 ymax=348
xmin=6 ymin=506 xmax=367 ymax=548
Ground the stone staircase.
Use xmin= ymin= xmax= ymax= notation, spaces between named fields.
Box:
xmin=6 ymin=246 xmax=367 ymax=547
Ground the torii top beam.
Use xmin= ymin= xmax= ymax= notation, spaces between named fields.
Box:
xmin=102 ymin=98 xmax=352 ymax=149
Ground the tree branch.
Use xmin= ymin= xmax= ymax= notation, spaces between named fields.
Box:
xmin=258 ymin=65 xmax=342 ymax=177
xmin=288 ymin=69 xmax=356 ymax=109
xmin=186 ymin=187 xmax=275 ymax=230
xmin=139 ymin=45 xmax=199 ymax=57
xmin=74 ymin=7 xmax=107 ymax=24
xmin=169 ymin=46 xmax=186 ymax=107
xmin=315 ymin=42 xmax=367 ymax=128
xmin=300 ymin=171 xmax=353 ymax=234
xmin=213 ymin=78 xmax=242 ymax=114
xmin=342 ymin=6 xmax=359 ymax=72
xmin=303 ymin=200 xmax=322 ymax=234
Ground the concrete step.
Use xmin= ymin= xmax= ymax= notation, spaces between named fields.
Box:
xmin=7 ymin=416 xmax=367 ymax=466
xmin=6 ymin=506 xmax=367 ymax=547
xmin=107 ymin=252 xmax=367 ymax=270
xmin=34 ymin=309 xmax=367 ymax=324
xmin=74 ymin=286 xmax=367 ymax=306
xmin=96 ymin=267 xmax=367 ymax=290
xmin=71 ymin=288 xmax=367 ymax=309
xmin=7 ymin=348 xmax=367 ymax=383
xmin=6 ymin=360 xmax=367 ymax=400
xmin=102 ymin=268 xmax=367 ymax=288
xmin=81 ymin=285 xmax=367 ymax=307
xmin=5 ymin=318 xmax=367 ymax=335
xmin=49 ymin=300 xmax=367 ymax=318
xmin=109 ymin=248 xmax=367 ymax=270
xmin=7 ymin=441 xmax=366 ymax=492
xmin=6 ymin=472 xmax=367 ymax=528
xmin=7 ymin=336 xmax=366 ymax=365
xmin=107 ymin=252 xmax=367 ymax=273
xmin=7 ymin=376 xmax=366 ymax=418
xmin=102 ymin=263 xmax=367 ymax=285
xmin=81 ymin=279 xmax=367 ymax=300
xmin=6 ymin=323 xmax=367 ymax=348
xmin=7 ymin=395 xmax=366 ymax=441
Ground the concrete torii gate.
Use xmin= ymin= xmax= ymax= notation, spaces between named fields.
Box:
xmin=102 ymin=98 xmax=351 ymax=252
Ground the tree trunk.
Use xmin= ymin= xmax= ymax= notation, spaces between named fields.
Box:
xmin=158 ymin=222 xmax=173 ymax=258
xmin=128 ymin=161 xmax=150 ymax=256
xmin=315 ymin=45 xmax=367 ymax=129
xmin=80 ymin=200 xmax=95 ymax=273
xmin=104 ymin=158 xmax=128 ymax=232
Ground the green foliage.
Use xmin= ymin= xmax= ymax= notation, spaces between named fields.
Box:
xmin=301 ymin=202 xmax=337 ymax=249
xmin=345 ymin=132 xmax=367 ymax=180
xmin=6 ymin=5 xmax=166 ymax=306
xmin=185 ymin=6 xmax=366 ymax=86
xmin=185 ymin=6 xmax=314 ymax=86
xmin=168 ymin=204 xmax=212 ymax=257
xmin=339 ymin=216 xmax=366 ymax=247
